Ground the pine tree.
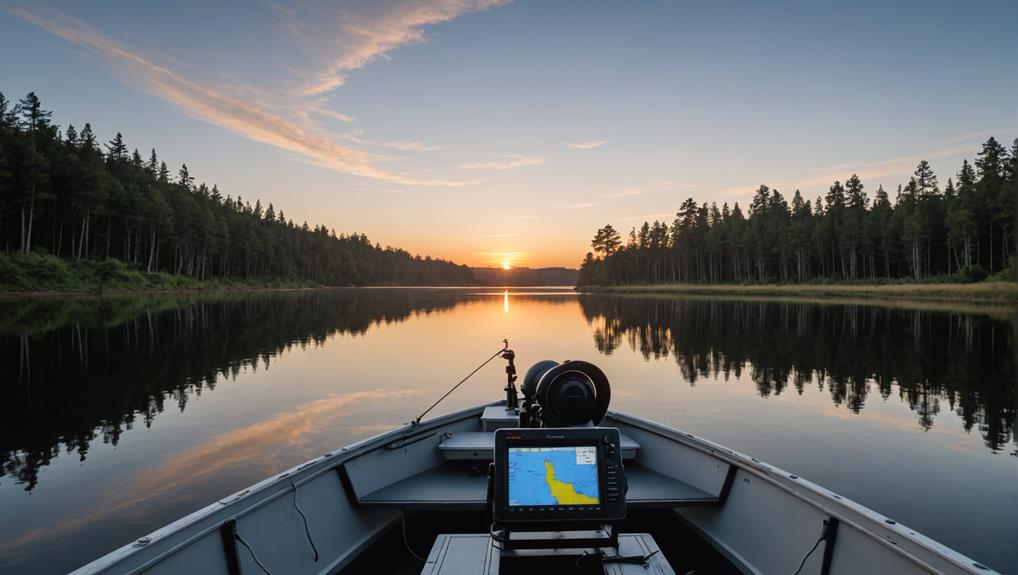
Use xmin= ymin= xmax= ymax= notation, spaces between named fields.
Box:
xmin=15 ymin=92 xmax=53 ymax=254
xmin=177 ymin=164 xmax=194 ymax=191
xmin=841 ymin=174 xmax=866 ymax=278
xmin=975 ymin=137 xmax=1007 ymax=271
xmin=106 ymin=132 xmax=127 ymax=164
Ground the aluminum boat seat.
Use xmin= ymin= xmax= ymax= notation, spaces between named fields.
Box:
xmin=349 ymin=462 xmax=722 ymax=511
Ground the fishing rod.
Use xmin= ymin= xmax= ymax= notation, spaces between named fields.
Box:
xmin=412 ymin=339 xmax=517 ymax=425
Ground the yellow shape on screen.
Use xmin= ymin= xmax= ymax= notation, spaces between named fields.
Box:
xmin=543 ymin=461 xmax=598 ymax=504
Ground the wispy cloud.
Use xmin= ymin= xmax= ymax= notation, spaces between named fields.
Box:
xmin=478 ymin=251 xmax=531 ymax=260
xmin=605 ymin=181 xmax=691 ymax=198
xmin=711 ymin=136 xmax=1004 ymax=203
xmin=623 ymin=213 xmax=676 ymax=222
xmin=6 ymin=3 xmax=470 ymax=186
xmin=498 ymin=214 xmax=538 ymax=220
xmin=278 ymin=0 xmax=509 ymax=97
xmin=796 ymin=144 xmax=974 ymax=189
xmin=344 ymin=130 xmax=440 ymax=151
xmin=311 ymin=107 xmax=355 ymax=123
xmin=482 ymin=232 xmax=520 ymax=238
xmin=555 ymin=202 xmax=599 ymax=208
xmin=372 ymin=189 xmax=406 ymax=194
xmin=461 ymin=154 xmax=546 ymax=171
xmin=564 ymin=140 xmax=607 ymax=150
xmin=939 ymin=126 xmax=1018 ymax=146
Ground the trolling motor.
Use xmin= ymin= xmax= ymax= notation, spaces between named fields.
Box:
xmin=516 ymin=359 xmax=612 ymax=428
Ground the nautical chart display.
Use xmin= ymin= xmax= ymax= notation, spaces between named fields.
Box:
xmin=507 ymin=446 xmax=599 ymax=506
xmin=494 ymin=427 xmax=626 ymax=523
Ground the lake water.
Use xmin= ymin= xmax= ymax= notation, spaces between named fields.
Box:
xmin=1 ymin=288 xmax=1015 ymax=574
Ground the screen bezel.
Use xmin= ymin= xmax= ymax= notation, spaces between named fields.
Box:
xmin=493 ymin=428 xmax=626 ymax=523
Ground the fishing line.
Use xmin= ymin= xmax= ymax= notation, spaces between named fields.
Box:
xmin=412 ymin=340 xmax=509 ymax=425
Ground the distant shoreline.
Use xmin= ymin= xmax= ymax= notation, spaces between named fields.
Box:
xmin=5 ymin=281 xmax=1016 ymax=305
xmin=0 ymin=284 xmax=579 ymax=298
xmin=578 ymin=281 xmax=1018 ymax=304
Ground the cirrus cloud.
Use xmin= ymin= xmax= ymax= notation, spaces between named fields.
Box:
xmin=564 ymin=140 xmax=607 ymax=150
xmin=278 ymin=0 xmax=510 ymax=97
xmin=605 ymin=181 xmax=693 ymax=198
xmin=5 ymin=2 xmax=475 ymax=186
xmin=461 ymin=154 xmax=547 ymax=171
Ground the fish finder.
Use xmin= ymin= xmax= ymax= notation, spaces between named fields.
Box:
xmin=493 ymin=427 xmax=626 ymax=523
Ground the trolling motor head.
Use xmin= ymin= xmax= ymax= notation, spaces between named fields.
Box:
xmin=519 ymin=360 xmax=611 ymax=427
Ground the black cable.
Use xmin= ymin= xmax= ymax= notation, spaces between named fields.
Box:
xmin=235 ymin=532 xmax=274 ymax=575
xmin=413 ymin=341 xmax=508 ymax=424
xmin=401 ymin=512 xmax=427 ymax=563
xmin=793 ymin=520 xmax=832 ymax=575
xmin=576 ymin=549 xmax=660 ymax=569
xmin=291 ymin=481 xmax=319 ymax=562
xmin=488 ymin=522 xmax=506 ymax=551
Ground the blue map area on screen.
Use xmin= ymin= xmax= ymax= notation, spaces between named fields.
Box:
xmin=508 ymin=446 xmax=599 ymax=506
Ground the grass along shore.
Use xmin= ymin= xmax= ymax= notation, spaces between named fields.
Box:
xmin=579 ymin=281 xmax=1018 ymax=304
xmin=0 ymin=252 xmax=320 ymax=295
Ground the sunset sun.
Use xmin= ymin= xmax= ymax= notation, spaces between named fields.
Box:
xmin=502 ymin=259 xmax=512 ymax=270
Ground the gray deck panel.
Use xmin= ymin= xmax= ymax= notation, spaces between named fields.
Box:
xmin=359 ymin=465 xmax=489 ymax=510
xmin=624 ymin=465 xmax=719 ymax=508
xmin=356 ymin=463 xmax=717 ymax=510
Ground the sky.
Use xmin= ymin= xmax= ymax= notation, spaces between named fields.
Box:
xmin=1 ymin=0 xmax=1015 ymax=268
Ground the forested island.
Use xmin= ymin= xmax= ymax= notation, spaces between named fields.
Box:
xmin=0 ymin=92 xmax=475 ymax=291
xmin=579 ymin=138 xmax=1017 ymax=290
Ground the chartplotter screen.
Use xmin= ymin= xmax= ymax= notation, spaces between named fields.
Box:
xmin=507 ymin=446 xmax=600 ymax=507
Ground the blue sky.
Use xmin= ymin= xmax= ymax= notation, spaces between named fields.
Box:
xmin=2 ymin=0 xmax=1015 ymax=267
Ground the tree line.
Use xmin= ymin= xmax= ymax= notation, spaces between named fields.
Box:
xmin=579 ymin=138 xmax=1017 ymax=285
xmin=0 ymin=92 xmax=475 ymax=286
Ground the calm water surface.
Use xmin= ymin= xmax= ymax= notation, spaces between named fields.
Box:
xmin=1 ymin=288 xmax=1015 ymax=574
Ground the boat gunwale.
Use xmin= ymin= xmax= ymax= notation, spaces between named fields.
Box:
xmin=606 ymin=411 xmax=997 ymax=575
xmin=70 ymin=402 xmax=495 ymax=575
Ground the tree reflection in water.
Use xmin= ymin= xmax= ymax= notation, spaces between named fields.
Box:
xmin=3 ymin=290 xmax=1014 ymax=493
xmin=0 ymin=289 xmax=466 ymax=490
xmin=579 ymin=295 xmax=1016 ymax=453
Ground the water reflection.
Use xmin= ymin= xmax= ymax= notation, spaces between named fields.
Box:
xmin=0 ymin=389 xmax=417 ymax=556
xmin=579 ymin=295 xmax=1017 ymax=453
xmin=0 ymin=288 xmax=1015 ymax=574
xmin=0 ymin=290 xmax=467 ymax=490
